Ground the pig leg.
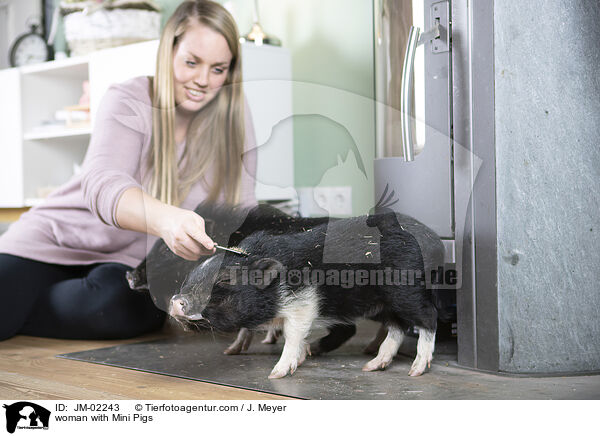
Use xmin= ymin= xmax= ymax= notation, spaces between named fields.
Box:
xmin=268 ymin=298 xmax=318 ymax=379
xmin=408 ymin=328 xmax=436 ymax=376
xmin=223 ymin=328 xmax=253 ymax=355
xmin=363 ymin=325 xmax=387 ymax=355
xmin=262 ymin=318 xmax=283 ymax=344
xmin=362 ymin=326 xmax=404 ymax=371
xmin=261 ymin=324 xmax=281 ymax=344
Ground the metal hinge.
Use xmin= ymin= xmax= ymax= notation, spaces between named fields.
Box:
xmin=419 ymin=0 xmax=450 ymax=53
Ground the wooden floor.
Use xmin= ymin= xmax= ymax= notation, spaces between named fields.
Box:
xmin=1 ymin=211 xmax=288 ymax=400
xmin=0 ymin=331 xmax=289 ymax=400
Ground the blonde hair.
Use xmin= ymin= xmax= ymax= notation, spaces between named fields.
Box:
xmin=147 ymin=0 xmax=245 ymax=206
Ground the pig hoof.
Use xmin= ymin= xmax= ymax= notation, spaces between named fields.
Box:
xmin=362 ymin=356 xmax=391 ymax=372
xmin=224 ymin=329 xmax=253 ymax=355
xmin=269 ymin=358 xmax=300 ymax=379
xmin=408 ymin=357 xmax=431 ymax=377
xmin=268 ymin=366 xmax=292 ymax=379
xmin=298 ymin=344 xmax=311 ymax=365
xmin=223 ymin=338 xmax=252 ymax=355
xmin=223 ymin=345 xmax=242 ymax=355
xmin=408 ymin=367 xmax=424 ymax=377
xmin=223 ymin=338 xmax=250 ymax=355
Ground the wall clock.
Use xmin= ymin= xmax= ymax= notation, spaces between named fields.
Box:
xmin=9 ymin=22 xmax=52 ymax=67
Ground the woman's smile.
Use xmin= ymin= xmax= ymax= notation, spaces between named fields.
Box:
xmin=185 ymin=87 xmax=206 ymax=101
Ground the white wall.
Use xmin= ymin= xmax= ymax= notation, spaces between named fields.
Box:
xmin=0 ymin=0 xmax=42 ymax=69
xmin=0 ymin=1 xmax=12 ymax=69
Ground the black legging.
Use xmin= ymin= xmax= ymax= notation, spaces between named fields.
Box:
xmin=0 ymin=253 xmax=166 ymax=341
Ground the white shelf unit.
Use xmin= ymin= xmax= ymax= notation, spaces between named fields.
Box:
xmin=23 ymin=128 xmax=92 ymax=141
xmin=0 ymin=67 xmax=24 ymax=207
xmin=20 ymin=57 xmax=91 ymax=206
xmin=0 ymin=40 xmax=294 ymax=208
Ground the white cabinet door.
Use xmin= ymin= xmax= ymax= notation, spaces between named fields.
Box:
xmin=0 ymin=68 xmax=23 ymax=207
xmin=242 ymin=44 xmax=294 ymax=201
xmin=88 ymin=40 xmax=159 ymax=124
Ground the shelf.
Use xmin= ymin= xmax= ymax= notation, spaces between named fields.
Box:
xmin=24 ymin=127 xmax=91 ymax=140
xmin=19 ymin=55 xmax=90 ymax=78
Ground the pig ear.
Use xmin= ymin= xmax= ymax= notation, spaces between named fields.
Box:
xmin=250 ymin=258 xmax=285 ymax=290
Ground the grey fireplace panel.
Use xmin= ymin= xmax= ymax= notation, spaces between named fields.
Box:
xmin=493 ymin=0 xmax=600 ymax=373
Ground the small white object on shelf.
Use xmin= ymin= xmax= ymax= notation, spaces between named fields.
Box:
xmin=24 ymin=198 xmax=46 ymax=207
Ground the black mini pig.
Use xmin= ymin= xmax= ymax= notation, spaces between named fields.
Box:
xmin=169 ymin=211 xmax=447 ymax=379
xmin=126 ymin=200 xmax=348 ymax=353
xmin=127 ymin=201 xmax=333 ymax=310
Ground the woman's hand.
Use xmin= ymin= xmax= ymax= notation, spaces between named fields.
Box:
xmin=157 ymin=205 xmax=216 ymax=261
xmin=115 ymin=187 xmax=216 ymax=260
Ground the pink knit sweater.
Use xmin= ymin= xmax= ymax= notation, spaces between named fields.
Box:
xmin=0 ymin=76 xmax=257 ymax=268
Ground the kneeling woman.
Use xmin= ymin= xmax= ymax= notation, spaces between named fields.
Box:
xmin=0 ymin=0 xmax=257 ymax=341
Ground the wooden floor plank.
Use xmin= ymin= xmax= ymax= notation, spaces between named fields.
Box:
xmin=0 ymin=371 xmax=130 ymax=400
xmin=0 ymin=334 xmax=290 ymax=400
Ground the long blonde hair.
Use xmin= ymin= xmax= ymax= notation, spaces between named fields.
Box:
xmin=147 ymin=0 xmax=245 ymax=207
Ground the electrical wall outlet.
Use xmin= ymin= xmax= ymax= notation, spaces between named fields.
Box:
xmin=298 ymin=186 xmax=352 ymax=216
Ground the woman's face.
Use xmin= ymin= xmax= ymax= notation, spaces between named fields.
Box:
xmin=172 ymin=21 xmax=233 ymax=116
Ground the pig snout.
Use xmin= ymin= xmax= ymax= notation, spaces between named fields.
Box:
xmin=169 ymin=295 xmax=189 ymax=317
xmin=168 ymin=295 xmax=203 ymax=320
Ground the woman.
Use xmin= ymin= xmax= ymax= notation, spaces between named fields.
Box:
xmin=0 ymin=0 xmax=257 ymax=341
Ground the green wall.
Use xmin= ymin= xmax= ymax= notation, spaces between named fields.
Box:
xmin=159 ymin=0 xmax=375 ymax=214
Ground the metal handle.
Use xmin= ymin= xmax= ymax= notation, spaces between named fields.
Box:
xmin=400 ymin=23 xmax=441 ymax=162
xmin=401 ymin=26 xmax=420 ymax=162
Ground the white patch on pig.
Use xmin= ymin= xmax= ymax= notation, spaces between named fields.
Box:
xmin=269 ymin=285 xmax=320 ymax=379
xmin=362 ymin=326 xmax=405 ymax=371
xmin=408 ymin=328 xmax=436 ymax=376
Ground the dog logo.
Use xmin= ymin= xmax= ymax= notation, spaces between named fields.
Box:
xmin=3 ymin=402 xmax=50 ymax=434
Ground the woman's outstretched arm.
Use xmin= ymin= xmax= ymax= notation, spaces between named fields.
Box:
xmin=115 ymin=186 xmax=215 ymax=261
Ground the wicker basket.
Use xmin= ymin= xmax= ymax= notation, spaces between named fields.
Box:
xmin=61 ymin=1 xmax=161 ymax=56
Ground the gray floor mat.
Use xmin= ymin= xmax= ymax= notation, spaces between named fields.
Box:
xmin=57 ymin=320 xmax=600 ymax=399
